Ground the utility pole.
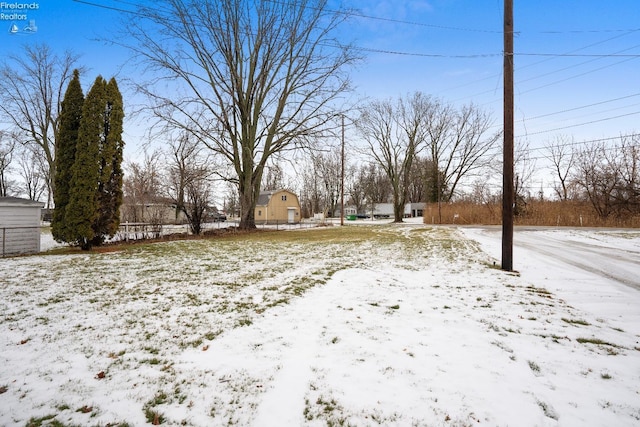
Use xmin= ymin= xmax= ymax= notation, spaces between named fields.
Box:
xmin=340 ymin=114 xmax=345 ymax=226
xmin=502 ymin=0 xmax=514 ymax=271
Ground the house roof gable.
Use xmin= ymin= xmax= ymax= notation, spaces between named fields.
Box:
xmin=255 ymin=189 xmax=298 ymax=207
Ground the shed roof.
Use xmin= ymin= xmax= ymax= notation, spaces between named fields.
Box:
xmin=256 ymin=189 xmax=297 ymax=207
xmin=0 ymin=197 xmax=45 ymax=207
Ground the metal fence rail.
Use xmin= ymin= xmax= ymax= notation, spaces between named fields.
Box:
xmin=0 ymin=221 xmax=335 ymax=257
xmin=113 ymin=219 xmax=326 ymax=242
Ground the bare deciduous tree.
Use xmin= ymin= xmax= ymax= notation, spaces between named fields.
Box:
xmin=18 ymin=146 xmax=47 ymax=202
xmin=122 ymin=150 xmax=163 ymax=223
xmin=262 ymin=163 xmax=286 ymax=192
xmin=514 ymin=140 xmax=537 ymax=216
xmin=408 ymin=155 xmax=443 ymax=204
xmin=573 ymin=136 xmax=639 ymax=219
xmin=545 ymin=135 xmax=576 ymax=201
xmin=296 ymin=150 xmax=341 ymax=218
xmin=574 ymin=141 xmax=618 ymax=219
xmin=345 ymin=164 xmax=367 ymax=215
xmin=165 ymin=134 xmax=215 ymax=235
xmin=315 ymin=151 xmax=342 ymax=217
xmin=357 ymin=93 xmax=429 ymax=222
xmin=0 ymin=131 xmax=17 ymax=197
xmin=223 ymin=181 xmax=240 ymax=218
xmin=617 ymin=135 xmax=640 ymax=214
xmin=0 ymin=44 xmax=82 ymax=206
xmin=123 ymin=0 xmax=358 ymax=229
xmin=426 ymin=100 xmax=500 ymax=203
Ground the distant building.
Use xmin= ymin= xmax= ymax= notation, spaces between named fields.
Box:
xmin=0 ymin=197 xmax=44 ymax=256
xmin=372 ymin=203 xmax=394 ymax=218
xmin=405 ymin=202 xmax=425 ymax=218
xmin=121 ymin=198 xmax=187 ymax=224
xmin=255 ymin=189 xmax=301 ymax=224
xmin=336 ymin=202 xmax=425 ymax=219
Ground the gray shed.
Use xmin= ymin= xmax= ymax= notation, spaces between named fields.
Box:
xmin=0 ymin=197 xmax=44 ymax=257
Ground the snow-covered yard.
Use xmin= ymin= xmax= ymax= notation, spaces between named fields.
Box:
xmin=1 ymin=224 xmax=639 ymax=426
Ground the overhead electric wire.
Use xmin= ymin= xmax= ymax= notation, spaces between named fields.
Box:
xmin=517 ymin=111 xmax=640 ymax=137
xmin=72 ymin=0 xmax=137 ymax=14
xmin=522 ymin=133 xmax=640 ymax=154
xmin=447 ymin=27 xmax=640 ymax=102
xmin=516 ymin=52 xmax=640 ymax=58
xmin=520 ymin=93 xmax=640 ymax=122
xmin=75 ymin=0 xmax=640 ymax=63
xmin=75 ymin=0 xmax=639 ymax=141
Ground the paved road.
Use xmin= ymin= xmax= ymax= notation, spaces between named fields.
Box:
xmin=516 ymin=230 xmax=639 ymax=291
xmin=463 ymin=226 xmax=640 ymax=291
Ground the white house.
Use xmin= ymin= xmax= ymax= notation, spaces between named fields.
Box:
xmin=0 ymin=197 xmax=44 ymax=256
xmin=405 ymin=202 xmax=426 ymax=218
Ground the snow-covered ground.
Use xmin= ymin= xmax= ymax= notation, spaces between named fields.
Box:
xmin=1 ymin=223 xmax=639 ymax=426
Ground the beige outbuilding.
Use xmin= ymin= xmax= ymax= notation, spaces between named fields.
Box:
xmin=254 ymin=189 xmax=301 ymax=225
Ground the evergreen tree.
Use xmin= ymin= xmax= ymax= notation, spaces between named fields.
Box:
xmin=52 ymin=69 xmax=84 ymax=242
xmin=65 ymin=76 xmax=106 ymax=249
xmin=92 ymin=77 xmax=125 ymax=245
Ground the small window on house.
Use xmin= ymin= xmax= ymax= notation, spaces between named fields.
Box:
xmin=258 ymin=210 xmax=262 ymax=217
xmin=281 ymin=195 xmax=287 ymax=201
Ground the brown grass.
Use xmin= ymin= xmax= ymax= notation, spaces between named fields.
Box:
xmin=423 ymin=200 xmax=640 ymax=228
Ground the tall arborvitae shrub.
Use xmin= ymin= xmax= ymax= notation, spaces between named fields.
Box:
xmin=52 ymin=69 xmax=84 ymax=242
xmin=92 ymin=77 xmax=125 ymax=246
xmin=59 ymin=75 xmax=125 ymax=250
xmin=65 ymin=76 xmax=106 ymax=250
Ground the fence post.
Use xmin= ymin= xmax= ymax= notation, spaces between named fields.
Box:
xmin=2 ymin=228 xmax=5 ymax=258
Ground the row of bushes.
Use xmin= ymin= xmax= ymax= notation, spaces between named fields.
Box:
xmin=423 ymin=200 xmax=640 ymax=228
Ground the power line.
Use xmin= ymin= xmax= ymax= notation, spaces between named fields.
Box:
xmin=473 ymin=51 xmax=640 ymax=109
xmin=348 ymin=45 xmax=499 ymax=59
xmin=517 ymin=111 xmax=640 ymax=137
xmin=74 ymin=0 xmax=502 ymax=58
xmin=523 ymin=133 xmax=640 ymax=153
xmin=520 ymin=93 xmax=640 ymax=122
xmin=72 ymin=0 xmax=137 ymax=14
xmin=484 ymin=133 xmax=640 ymax=158
xmin=516 ymin=52 xmax=640 ymax=58
xmin=338 ymin=8 xmax=501 ymax=34
xmin=482 ymin=93 xmax=640 ymax=135
xmin=74 ymin=0 xmax=640 ymax=141
xmin=273 ymin=0 xmax=640 ymax=35
xmin=74 ymin=1 xmax=640 ymax=62
xmin=448 ymin=28 xmax=640 ymax=103
xmin=538 ymin=28 xmax=640 ymax=34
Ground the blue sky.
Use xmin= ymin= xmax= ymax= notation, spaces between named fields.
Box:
xmin=3 ymin=0 xmax=640 ymax=190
